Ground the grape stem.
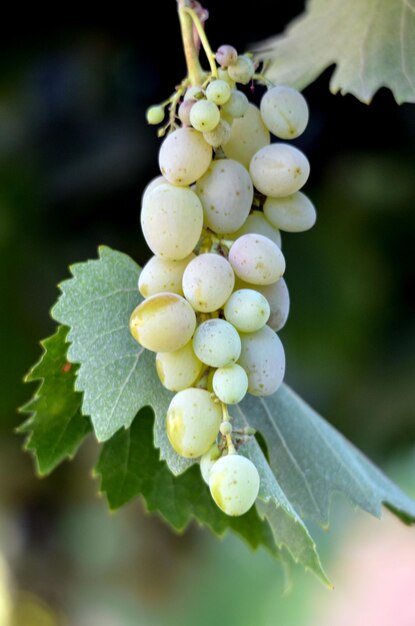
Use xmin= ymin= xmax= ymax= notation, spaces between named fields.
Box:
xmin=221 ymin=403 xmax=236 ymax=454
xmin=177 ymin=0 xmax=217 ymax=85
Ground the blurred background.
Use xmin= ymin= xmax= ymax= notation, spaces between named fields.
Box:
xmin=1 ymin=1 xmax=415 ymax=624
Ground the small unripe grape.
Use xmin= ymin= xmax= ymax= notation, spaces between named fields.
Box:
xmin=227 ymin=56 xmax=255 ymax=84
xmin=193 ymin=319 xmax=241 ymax=368
xmin=220 ymin=421 xmax=233 ymax=436
xmin=209 ymin=454 xmax=260 ymax=516
xmin=130 ymin=293 xmax=196 ymax=353
xmin=263 ymin=192 xmax=316 ymax=232
xmin=229 ymin=234 xmax=285 ymax=285
xmin=206 ymin=80 xmax=231 ymax=105
xmin=178 ymin=99 xmax=196 ymax=126
xmin=200 ymin=443 xmax=221 ymax=484
xmin=159 ymin=127 xmax=212 ymax=186
xmin=213 ymin=364 xmax=248 ymax=404
xmin=203 ymin=119 xmax=231 ymax=148
xmin=190 ymin=100 xmax=221 ymax=132
xmin=216 ymin=44 xmax=238 ymax=67
xmin=146 ymin=105 xmax=165 ymax=125
xmin=156 ymin=341 xmax=204 ymax=391
xmin=221 ymin=90 xmax=249 ymax=118
xmin=224 ymin=289 xmax=270 ymax=332
xmin=166 ymin=388 xmax=222 ymax=458
xmin=260 ymin=85 xmax=309 ymax=139
xmin=249 ymin=144 xmax=310 ymax=197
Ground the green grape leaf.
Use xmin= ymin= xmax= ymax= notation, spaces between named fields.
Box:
xmin=96 ymin=407 xmax=278 ymax=556
xmin=237 ymin=384 xmax=415 ymax=526
xmin=253 ymin=0 xmax=415 ymax=104
xmin=19 ymin=326 xmax=91 ymax=475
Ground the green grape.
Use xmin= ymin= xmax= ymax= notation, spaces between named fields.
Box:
xmin=238 ymin=325 xmax=285 ymax=395
xmin=263 ymin=191 xmax=316 ymax=232
xmin=182 ymin=253 xmax=235 ymax=313
xmin=190 ymin=100 xmax=221 ymax=132
xmin=206 ymin=80 xmax=231 ymax=105
xmin=166 ymin=388 xmax=222 ymax=458
xmin=249 ymin=144 xmax=310 ymax=197
xmin=215 ymin=44 xmax=238 ymax=67
xmin=130 ymin=293 xmax=196 ymax=353
xmin=260 ymin=85 xmax=309 ymax=139
xmin=227 ymin=55 xmax=255 ymax=84
xmin=203 ymin=119 xmax=231 ymax=148
xmin=200 ymin=443 xmax=221 ymax=485
xmin=146 ymin=105 xmax=165 ymax=125
xmin=138 ymin=253 xmax=195 ymax=298
xmin=221 ymin=90 xmax=249 ymax=118
xmin=209 ymin=454 xmax=260 ymax=516
xmin=217 ymin=67 xmax=236 ymax=88
xmin=156 ymin=341 xmax=204 ymax=391
xmin=195 ymin=158 xmax=253 ymax=234
xmin=224 ymin=210 xmax=282 ymax=248
xmin=193 ymin=319 xmax=241 ymax=368
xmin=159 ymin=127 xmax=212 ymax=186
xmin=141 ymin=184 xmax=203 ymax=260
xmin=223 ymin=104 xmax=270 ymax=169
xmin=212 ymin=363 xmax=248 ymax=404
xmin=229 ymin=233 xmax=285 ymax=285
xmin=224 ymin=289 xmax=270 ymax=333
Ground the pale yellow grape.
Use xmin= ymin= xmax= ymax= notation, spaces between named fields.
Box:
xmin=193 ymin=319 xmax=241 ymax=367
xmin=182 ymin=253 xmax=235 ymax=313
xmin=224 ymin=289 xmax=270 ymax=332
xmin=221 ymin=90 xmax=249 ymax=118
xmin=238 ymin=325 xmax=285 ymax=395
xmin=218 ymin=67 xmax=236 ymax=88
xmin=195 ymin=159 xmax=253 ymax=234
xmin=249 ymin=144 xmax=310 ymax=197
xmin=212 ymin=363 xmax=248 ymax=404
xmin=190 ymin=100 xmax=221 ymax=132
xmin=166 ymin=388 xmax=222 ymax=458
xmin=200 ymin=443 xmax=221 ymax=485
xmin=142 ymin=175 xmax=167 ymax=203
xmin=229 ymin=233 xmax=285 ymax=285
xmin=141 ymin=184 xmax=203 ymax=260
xmin=203 ymin=119 xmax=231 ymax=148
xmin=258 ymin=278 xmax=290 ymax=331
xmin=223 ymin=104 xmax=270 ymax=168
xmin=225 ymin=210 xmax=281 ymax=248
xmin=209 ymin=454 xmax=260 ymax=516
xmin=138 ymin=253 xmax=195 ymax=297
xmin=263 ymin=192 xmax=316 ymax=232
xmin=206 ymin=80 xmax=231 ymax=105
xmin=156 ymin=341 xmax=204 ymax=391
xmin=227 ymin=56 xmax=255 ymax=84
xmin=130 ymin=293 xmax=196 ymax=353
xmin=159 ymin=127 xmax=212 ymax=185
xmin=260 ymin=85 xmax=309 ymax=139
xmin=178 ymin=99 xmax=196 ymax=126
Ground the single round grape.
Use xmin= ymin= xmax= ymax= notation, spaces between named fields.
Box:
xmin=166 ymin=388 xmax=222 ymax=458
xmin=190 ymin=100 xmax=221 ymax=132
xmin=229 ymin=233 xmax=285 ymax=285
xmin=203 ymin=119 xmax=231 ymax=148
xmin=178 ymin=99 xmax=196 ymax=126
xmin=224 ymin=289 xmax=270 ymax=333
xmin=216 ymin=44 xmax=238 ymax=67
xmin=193 ymin=319 xmax=241 ymax=368
xmin=146 ymin=105 xmax=165 ymax=125
xmin=142 ymin=175 xmax=167 ymax=204
xmin=141 ymin=183 xmax=203 ymax=260
xmin=223 ymin=104 xmax=270 ymax=169
xmin=217 ymin=67 xmax=236 ymax=88
xmin=156 ymin=341 xmax=204 ymax=391
xmin=182 ymin=253 xmax=235 ymax=313
xmin=159 ymin=127 xmax=212 ymax=186
xmin=249 ymin=144 xmax=310 ymax=197
xmin=221 ymin=90 xmax=249 ymax=119
xmin=138 ymin=253 xmax=195 ymax=298
xmin=260 ymin=85 xmax=309 ymax=139
xmin=130 ymin=293 xmax=196 ymax=353
xmin=257 ymin=278 xmax=290 ymax=332
xmin=206 ymin=80 xmax=231 ymax=105
xmin=263 ymin=192 xmax=316 ymax=232
xmin=227 ymin=56 xmax=255 ymax=84
xmin=238 ymin=325 xmax=285 ymax=395
xmin=200 ymin=444 xmax=221 ymax=485
xmin=184 ymin=86 xmax=203 ymax=101
xmin=209 ymin=454 xmax=260 ymax=516
xmin=195 ymin=158 xmax=253 ymax=234
xmin=224 ymin=210 xmax=282 ymax=248
xmin=212 ymin=363 xmax=248 ymax=404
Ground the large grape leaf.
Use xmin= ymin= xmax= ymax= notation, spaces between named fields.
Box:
xmin=19 ymin=326 xmax=91 ymax=475
xmin=253 ymin=0 xmax=415 ymax=104
xmin=237 ymin=384 xmax=415 ymax=527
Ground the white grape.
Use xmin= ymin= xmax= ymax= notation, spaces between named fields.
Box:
xmin=182 ymin=253 xmax=235 ymax=313
xmin=223 ymin=104 xmax=270 ymax=169
xmin=159 ymin=127 xmax=212 ymax=186
xmin=209 ymin=454 xmax=260 ymax=516
xmin=146 ymin=105 xmax=165 ymax=125
xmin=200 ymin=443 xmax=221 ymax=485
xmin=193 ymin=319 xmax=241 ymax=368
xmin=238 ymin=325 xmax=285 ymax=395
xmin=130 ymin=293 xmax=196 ymax=353
xmin=217 ymin=67 xmax=236 ymax=88
xmin=190 ymin=100 xmax=221 ymax=132
xmin=184 ymin=86 xmax=203 ymax=101
xmin=260 ymin=85 xmax=309 ymax=139
xmin=224 ymin=289 xmax=270 ymax=333
xmin=142 ymin=175 xmax=167 ymax=203
xmin=221 ymin=90 xmax=249 ymax=118
xmin=195 ymin=158 xmax=253 ymax=234
xmin=203 ymin=119 xmax=231 ymax=148
xmin=229 ymin=233 xmax=285 ymax=285
xmin=156 ymin=341 xmax=204 ymax=391
xmin=216 ymin=45 xmax=238 ymax=68
xmin=138 ymin=253 xmax=195 ymax=297
xmin=257 ymin=278 xmax=290 ymax=332
xmin=249 ymin=144 xmax=310 ymax=197
xmin=141 ymin=183 xmax=203 ymax=260
xmin=224 ymin=210 xmax=281 ymax=248
xmin=212 ymin=363 xmax=248 ymax=404
xmin=166 ymin=388 xmax=222 ymax=458
xmin=263 ymin=192 xmax=316 ymax=232
xmin=178 ymin=99 xmax=196 ymax=126
xmin=227 ymin=56 xmax=255 ymax=84
xmin=206 ymin=80 xmax=231 ymax=105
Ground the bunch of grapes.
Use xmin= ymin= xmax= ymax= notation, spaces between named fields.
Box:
xmin=130 ymin=43 xmax=315 ymax=517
